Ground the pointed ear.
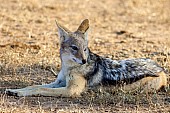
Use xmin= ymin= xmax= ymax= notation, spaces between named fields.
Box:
xmin=77 ymin=19 xmax=89 ymax=34
xmin=55 ymin=20 xmax=70 ymax=42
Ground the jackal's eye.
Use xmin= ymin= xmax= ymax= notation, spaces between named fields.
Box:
xmin=84 ymin=48 xmax=87 ymax=51
xmin=70 ymin=45 xmax=78 ymax=51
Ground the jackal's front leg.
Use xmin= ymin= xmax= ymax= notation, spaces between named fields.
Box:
xmin=6 ymin=74 xmax=86 ymax=97
xmin=6 ymin=70 xmax=67 ymax=96
xmin=5 ymin=81 xmax=66 ymax=97
xmin=6 ymin=87 xmax=78 ymax=97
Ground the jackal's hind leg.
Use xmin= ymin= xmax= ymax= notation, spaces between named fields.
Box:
xmin=121 ymin=71 xmax=167 ymax=93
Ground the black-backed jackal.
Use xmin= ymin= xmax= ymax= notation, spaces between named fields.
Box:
xmin=6 ymin=19 xmax=167 ymax=97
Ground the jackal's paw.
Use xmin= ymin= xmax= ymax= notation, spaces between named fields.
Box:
xmin=5 ymin=89 xmax=23 ymax=97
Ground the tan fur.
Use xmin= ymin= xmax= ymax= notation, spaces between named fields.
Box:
xmin=77 ymin=19 xmax=89 ymax=33
xmin=35 ymin=73 xmax=86 ymax=97
xmin=6 ymin=71 xmax=86 ymax=97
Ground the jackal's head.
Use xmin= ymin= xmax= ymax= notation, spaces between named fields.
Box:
xmin=56 ymin=19 xmax=89 ymax=66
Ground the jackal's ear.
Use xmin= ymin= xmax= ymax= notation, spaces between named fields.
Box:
xmin=77 ymin=19 xmax=89 ymax=39
xmin=55 ymin=20 xmax=70 ymax=42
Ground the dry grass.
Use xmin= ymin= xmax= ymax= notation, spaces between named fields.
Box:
xmin=0 ymin=0 xmax=170 ymax=112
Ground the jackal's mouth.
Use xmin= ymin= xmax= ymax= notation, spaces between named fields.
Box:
xmin=72 ymin=58 xmax=86 ymax=65
xmin=72 ymin=58 xmax=77 ymax=62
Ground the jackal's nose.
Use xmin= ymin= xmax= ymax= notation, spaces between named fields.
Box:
xmin=82 ymin=59 xmax=86 ymax=64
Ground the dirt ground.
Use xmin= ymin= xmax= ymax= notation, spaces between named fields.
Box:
xmin=0 ymin=0 xmax=170 ymax=112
